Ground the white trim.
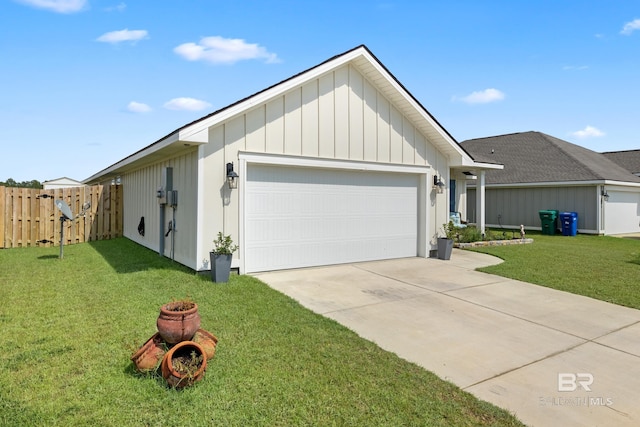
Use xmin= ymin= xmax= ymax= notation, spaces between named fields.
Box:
xmin=239 ymin=157 xmax=247 ymax=274
xmin=84 ymin=132 xmax=180 ymax=183
xmin=196 ymin=145 xmax=206 ymax=271
xmin=179 ymin=49 xmax=365 ymax=142
xmin=456 ymin=162 xmax=504 ymax=170
xmin=238 ymin=152 xmax=430 ymax=175
xmin=467 ymin=180 xmax=640 ymax=189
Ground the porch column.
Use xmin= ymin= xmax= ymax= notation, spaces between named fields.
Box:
xmin=476 ymin=170 xmax=486 ymax=236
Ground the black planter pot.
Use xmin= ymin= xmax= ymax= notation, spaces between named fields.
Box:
xmin=210 ymin=253 xmax=232 ymax=282
xmin=437 ymin=238 xmax=454 ymax=260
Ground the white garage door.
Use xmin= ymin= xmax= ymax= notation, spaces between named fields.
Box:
xmin=245 ymin=164 xmax=418 ymax=272
xmin=605 ymin=190 xmax=640 ymax=235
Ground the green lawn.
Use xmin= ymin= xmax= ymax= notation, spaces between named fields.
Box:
xmin=0 ymin=238 xmax=523 ymax=427
xmin=470 ymin=232 xmax=640 ymax=309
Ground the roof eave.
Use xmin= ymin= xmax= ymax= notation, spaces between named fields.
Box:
xmin=83 ymin=131 xmax=185 ymax=184
xmin=467 ymin=179 xmax=640 ymax=188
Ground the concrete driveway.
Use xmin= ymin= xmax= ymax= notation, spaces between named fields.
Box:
xmin=253 ymin=250 xmax=640 ymax=427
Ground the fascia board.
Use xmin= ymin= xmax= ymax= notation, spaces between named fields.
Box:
xmin=178 ymin=49 xmax=365 ymax=142
xmin=359 ymin=51 xmax=474 ymax=164
xmin=467 ymin=180 xmax=640 ymax=188
xmin=83 ymin=132 xmax=180 ymax=183
xmin=455 ymin=158 xmax=504 ymax=169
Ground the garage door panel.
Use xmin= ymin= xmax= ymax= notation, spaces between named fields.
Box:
xmin=246 ymin=165 xmax=418 ymax=272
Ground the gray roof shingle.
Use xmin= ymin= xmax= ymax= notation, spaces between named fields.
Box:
xmin=601 ymin=150 xmax=640 ymax=175
xmin=461 ymin=131 xmax=640 ymax=184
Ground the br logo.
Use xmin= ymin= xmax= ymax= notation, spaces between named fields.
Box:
xmin=558 ymin=373 xmax=594 ymax=392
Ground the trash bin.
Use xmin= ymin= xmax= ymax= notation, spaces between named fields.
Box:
xmin=539 ymin=210 xmax=559 ymax=235
xmin=559 ymin=212 xmax=578 ymax=236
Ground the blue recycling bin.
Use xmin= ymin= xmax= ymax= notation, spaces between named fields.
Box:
xmin=559 ymin=212 xmax=578 ymax=236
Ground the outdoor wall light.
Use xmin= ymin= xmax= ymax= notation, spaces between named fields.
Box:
xmin=601 ymin=188 xmax=609 ymax=201
xmin=433 ymin=176 xmax=445 ymax=194
xmin=226 ymin=162 xmax=239 ymax=189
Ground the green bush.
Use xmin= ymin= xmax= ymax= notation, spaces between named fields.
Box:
xmin=451 ymin=226 xmax=513 ymax=243
xmin=450 ymin=226 xmax=483 ymax=243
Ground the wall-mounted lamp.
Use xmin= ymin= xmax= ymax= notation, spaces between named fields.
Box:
xmin=226 ymin=162 xmax=239 ymax=189
xmin=601 ymin=188 xmax=609 ymax=202
xmin=433 ymin=176 xmax=445 ymax=194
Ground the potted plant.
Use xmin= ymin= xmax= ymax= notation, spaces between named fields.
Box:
xmin=156 ymin=299 xmax=201 ymax=344
xmin=210 ymin=232 xmax=238 ymax=283
xmin=161 ymin=340 xmax=207 ymax=389
xmin=437 ymin=221 xmax=456 ymax=260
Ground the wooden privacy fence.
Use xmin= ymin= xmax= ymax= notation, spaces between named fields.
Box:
xmin=0 ymin=185 xmax=123 ymax=249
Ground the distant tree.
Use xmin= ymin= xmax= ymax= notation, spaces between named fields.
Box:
xmin=24 ymin=180 xmax=43 ymax=189
xmin=0 ymin=178 xmax=43 ymax=189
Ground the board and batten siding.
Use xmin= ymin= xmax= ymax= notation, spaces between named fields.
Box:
xmin=467 ymin=186 xmax=598 ymax=232
xmin=199 ymin=63 xmax=448 ymax=270
xmin=123 ymin=149 xmax=199 ymax=269
xmin=217 ymin=64 xmax=438 ymax=167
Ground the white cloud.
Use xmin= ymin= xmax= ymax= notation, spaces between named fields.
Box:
xmin=174 ymin=36 xmax=280 ymax=65
xmin=104 ymin=2 xmax=126 ymax=12
xmin=562 ymin=65 xmax=589 ymax=71
xmin=163 ymin=98 xmax=212 ymax=111
xmin=96 ymin=29 xmax=148 ymax=44
xmin=127 ymin=101 xmax=151 ymax=113
xmin=455 ymin=88 xmax=505 ymax=104
xmin=571 ymin=125 xmax=605 ymax=139
xmin=621 ymin=19 xmax=640 ymax=35
xmin=14 ymin=0 xmax=87 ymax=13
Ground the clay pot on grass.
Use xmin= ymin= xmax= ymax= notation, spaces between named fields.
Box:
xmin=131 ymin=332 xmax=166 ymax=372
xmin=161 ymin=341 xmax=207 ymax=388
xmin=156 ymin=301 xmax=201 ymax=344
xmin=192 ymin=329 xmax=218 ymax=360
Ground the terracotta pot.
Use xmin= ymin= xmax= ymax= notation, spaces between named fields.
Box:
xmin=161 ymin=341 xmax=207 ymax=388
xmin=192 ymin=328 xmax=218 ymax=360
xmin=157 ymin=301 xmax=201 ymax=344
xmin=131 ymin=332 xmax=166 ymax=372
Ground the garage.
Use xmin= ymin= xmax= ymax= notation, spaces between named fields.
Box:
xmin=85 ymin=46 xmax=499 ymax=273
xmin=605 ymin=189 xmax=640 ymax=235
xmin=244 ymin=164 xmax=419 ymax=272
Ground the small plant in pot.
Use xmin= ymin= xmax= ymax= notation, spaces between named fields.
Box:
xmin=156 ymin=299 xmax=201 ymax=344
xmin=210 ymin=232 xmax=238 ymax=283
xmin=437 ymin=221 xmax=456 ymax=260
xmin=161 ymin=340 xmax=207 ymax=389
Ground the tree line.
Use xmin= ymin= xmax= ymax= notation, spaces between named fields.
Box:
xmin=0 ymin=178 xmax=43 ymax=189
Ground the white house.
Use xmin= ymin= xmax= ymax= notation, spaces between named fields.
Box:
xmin=43 ymin=177 xmax=85 ymax=189
xmin=84 ymin=45 xmax=501 ymax=273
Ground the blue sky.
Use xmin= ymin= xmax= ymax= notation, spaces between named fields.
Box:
xmin=2 ymin=0 xmax=639 ymax=182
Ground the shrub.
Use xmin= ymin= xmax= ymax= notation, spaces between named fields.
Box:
xmin=450 ymin=226 xmax=513 ymax=243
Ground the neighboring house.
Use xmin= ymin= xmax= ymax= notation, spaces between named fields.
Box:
xmin=43 ymin=177 xmax=84 ymax=189
xmin=84 ymin=45 xmax=500 ymax=273
xmin=461 ymin=131 xmax=640 ymax=235
xmin=602 ymin=149 xmax=640 ymax=177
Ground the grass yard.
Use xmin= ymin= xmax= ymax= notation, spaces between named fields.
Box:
xmin=0 ymin=238 xmax=523 ymax=427
xmin=470 ymin=232 xmax=640 ymax=309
